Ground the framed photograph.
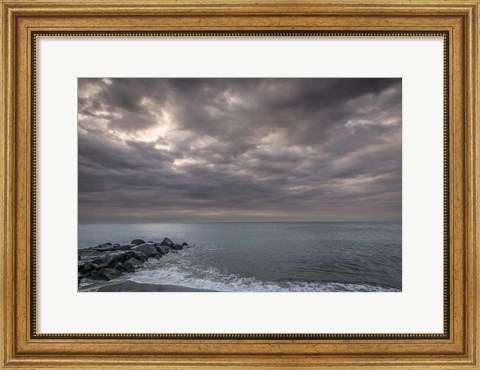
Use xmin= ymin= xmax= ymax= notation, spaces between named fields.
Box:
xmin=1 ymin=0 xmax=478 ymax=369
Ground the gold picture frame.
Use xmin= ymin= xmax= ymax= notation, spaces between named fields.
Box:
xmin=1 ymin=0 xmax=478 ymax=368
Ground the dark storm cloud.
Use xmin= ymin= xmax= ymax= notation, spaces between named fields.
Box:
xmin=78 ymin=78 xmax=401 ymax=222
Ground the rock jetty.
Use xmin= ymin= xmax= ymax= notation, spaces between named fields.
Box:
xmin=78 ymin=238 xmax=188 ymax=283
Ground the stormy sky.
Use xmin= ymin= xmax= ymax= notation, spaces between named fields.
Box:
xmin=78 ymin=78 xmax=401 ymax=223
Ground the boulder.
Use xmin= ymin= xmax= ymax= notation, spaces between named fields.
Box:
xmin=129 ymin=250 xmax=148 ymax=262
xmin=160 ymin=237 xmax=174 ymax=247
xmin=84 ymin=270 xmax=106 ymax=281
xmin=181 ymin=242 xmax=188 ymax=247
xmin=92 ymin=242 xmax=115 ymax=251
xmin=103 ymin=268 xmax=123 ymax=280
xmin=131 ymin=239 xmax=145 ymax=245
xmin=78 ymin=261 xmax=98 ymax=274
xmin=155 ymin=244 xmax=171 ymax=255
xmin=131 ymin=243 xmax=161 ymax=258
xmin=115 ymin=244 xmax=133 ymax=251
xmin=91 ymin=251 xmax=128 ymax=269
xmin=124 ymin=257 xmax=144 ymax=268
xmin=171 ymin=243 xmax=183 ymax=250
xmin=91 ymin=254 xmax=115 ymax=269
xmin=93 ymin=245 xmax=115 ymax=252
xmin=114 ymin=262 xmax=135 ymax=273
xmin=86 ymin=268 xmax=122 ymax=281
xmin=78 ymin=248 xmax=103 ymax=257
xmin=98 ymin=242 xmax=112 ymax=247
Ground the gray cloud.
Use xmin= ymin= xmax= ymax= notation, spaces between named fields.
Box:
xmin=78 ymin=78 xmax=401 ymax=223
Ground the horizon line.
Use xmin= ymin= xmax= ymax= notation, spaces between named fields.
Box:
xmin=78 ymin=220 xmax=402 ymax=225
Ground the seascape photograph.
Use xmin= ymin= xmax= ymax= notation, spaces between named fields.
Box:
xmin=77 ymin=78 xmax=402 ymax=292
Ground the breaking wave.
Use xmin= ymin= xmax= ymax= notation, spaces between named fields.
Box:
xmin=126 ymin=249 xmax=399 ymax=292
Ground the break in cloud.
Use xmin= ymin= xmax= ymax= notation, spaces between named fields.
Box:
xmin=78 ymin=78 xmax=401 ymax=223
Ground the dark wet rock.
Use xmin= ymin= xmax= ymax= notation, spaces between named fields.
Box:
xmin=92 ymin=251 xmax=129 ymax=269
xmin=92 ymin=242 xmax=115 ymax=252
xmin=78 ymin=261 xmax=99 ymax=274
xmin=86 ymin=268 xmax=122 ymax=281
xmin=93 ymin=245 xmax=115 ymax=252
xmin=155 ymin=244 xmax=171 ymax=255
xmin=129 ymin=250 xmax=148 ymax=262
xmin=84 ymin=270 xmax=108 ymax=281
xmin=131 ymin=239 xmax=145 ymax=245
xmin=79 ymin=248 xmax=103 ymax=257
xmin=132 ymin=243 xmax=161 ymax=258
xmin=78 ymin=237 xmax=189 ymax=282
xmin=103 ymin=268 xmax=123 ymax=280
xmin=115 ymin=244 xmax=133 ymax=251
xmin=160 ymin=237 xmax=174 ymax=247
xmin=124 ymin=257 xmax=144 ymax=268
xmin=114 ymin=262 xmax=135 ymax=273
xmin=92 ymin=254 xmax=115 ymax=268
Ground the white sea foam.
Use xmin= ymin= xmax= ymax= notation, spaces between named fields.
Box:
xmin=128 ymin=260 xmax=399 ymax=292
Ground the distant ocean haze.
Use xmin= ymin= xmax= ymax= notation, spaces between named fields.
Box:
xmin=78 ymin=222 xmax=402 ymax=292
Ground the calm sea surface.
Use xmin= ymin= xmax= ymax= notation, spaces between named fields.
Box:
xmin=78 ymin=222 xmax=401 ymax=292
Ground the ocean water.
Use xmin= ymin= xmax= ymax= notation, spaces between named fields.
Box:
xmin=78 ymin=222 xmax=402 ymax=292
